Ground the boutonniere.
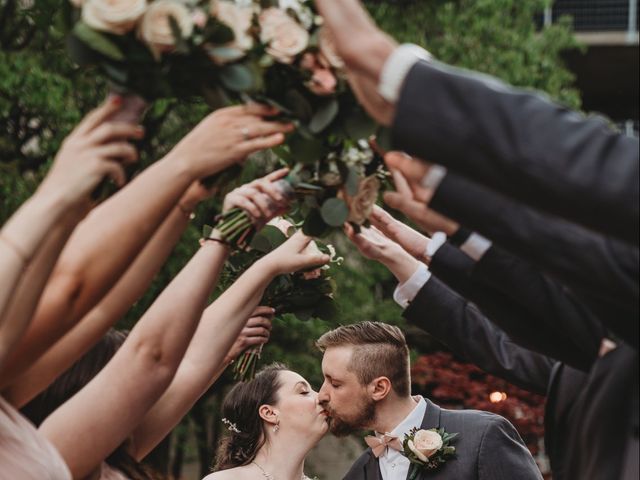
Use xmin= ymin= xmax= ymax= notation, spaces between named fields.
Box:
xmin=402 ymin=427 xmax=458 ymax=479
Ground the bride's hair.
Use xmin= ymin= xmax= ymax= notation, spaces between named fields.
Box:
xmin=214 ymin=363 xmax=289 ymax=470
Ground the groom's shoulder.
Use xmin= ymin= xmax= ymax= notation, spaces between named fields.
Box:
xmin=437 ymin=404 xmax=518 ymax=439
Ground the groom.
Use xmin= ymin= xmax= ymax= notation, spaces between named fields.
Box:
xmin=316 ymin=322 xmax=542 ymax=480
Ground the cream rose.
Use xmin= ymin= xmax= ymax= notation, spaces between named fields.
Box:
xmin=318 ymin=27 xmax=344 ymax=70
xmin=408 ymin=429 xmax=443 ymax=462
xmin=210 ymin=0 xmax=254 ymax=63
xmin=259 ymin=7 xmax=309 ymax=64
xmin=138 ymin=0 xmax=193 ymax=58
xmin=82 ymin=0 xmax=147 ymax=35
xmin=347 ymin=175 xmax=380 ymax=225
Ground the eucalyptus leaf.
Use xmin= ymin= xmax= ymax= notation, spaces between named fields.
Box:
xmin=288 ymin=135 xmax=325 ymax=164
xmin=72 ymin=21 xmax=124 ymax=61
xmin=320 ymin=198 xmax=349 ymax=227
xmin=284 ymin=89 xmax=313 ymax=121
xmin=309 ymin=99 xmax=339 ymax=134
xmin=302 ymin=209 xmax=330 ymax=237
xmin=345 ymin=109 xmax=377 ymax=140
xmin=220 ymin=63 xmax=255 ymax=92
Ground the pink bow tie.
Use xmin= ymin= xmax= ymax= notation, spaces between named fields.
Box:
xmin=364 ymin=433 xmax=403 ymax=458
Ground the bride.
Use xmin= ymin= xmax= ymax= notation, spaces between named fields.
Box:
xmin=204 ymin=363 xmax=329 ymax=480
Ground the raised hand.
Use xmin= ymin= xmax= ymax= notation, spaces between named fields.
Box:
xmin=314 ymin=0 xmax=398 ymax=125
xmin=383 ymin=160 xmax=459 ymax=236
xmin=39 ymin=96 xmax=144 ymax=205
xmin=168 ymin=104 xmax=294 ymax=179
xmin=223 ymin=168 xmax=291 ymax=228
xmin=370 ymin=206 xmax=429 ymax=261
xmin=224 ymin=306 xmax=274 ymax=364
xmin=344 ymin=224 xmax=420 ymax=284
xmin=258 ymin=231 xmax=330 ymax=276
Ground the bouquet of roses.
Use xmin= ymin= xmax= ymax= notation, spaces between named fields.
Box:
xmin=67 ymin=0 xmax=385 ymax=224
xmin=209 ymin=218 xmax=340 ymax=380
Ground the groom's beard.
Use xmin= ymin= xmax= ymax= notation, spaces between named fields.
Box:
xmin=326 ymin=397 xmax=376 ymax=437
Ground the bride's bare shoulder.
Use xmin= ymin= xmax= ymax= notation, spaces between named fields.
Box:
xmin=202 ymin=467 xmax=248 ymax=480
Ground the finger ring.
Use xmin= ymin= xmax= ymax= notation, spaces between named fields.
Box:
xmin=241 ymin=127 xmax=251 ymax=141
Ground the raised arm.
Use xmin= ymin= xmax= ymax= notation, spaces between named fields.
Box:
xmin=0 ymin=98 xmax=141 ymax=367
xmin=2 ymin=182 xmax=211 ymax=407
xmin=38 ymin=236 xmax=230 ymax=479
xmin=128 ymin=230 xmax=330 ymax=460
xmin=0 ymin=104 xmax=292 ymax=387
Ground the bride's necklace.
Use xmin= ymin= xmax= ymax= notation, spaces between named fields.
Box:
xmin=252 ymin=461 xmax=312 ymax=480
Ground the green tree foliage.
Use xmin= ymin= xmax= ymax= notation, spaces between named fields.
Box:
xmin=0 ymin=0 xmax=580 ymax=477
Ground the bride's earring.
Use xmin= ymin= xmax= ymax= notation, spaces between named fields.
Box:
xmin=273 ymin=418 xmax=280 ymax=433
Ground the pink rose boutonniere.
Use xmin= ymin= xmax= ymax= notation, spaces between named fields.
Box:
xmin=402 ymin=427 xmax=458 ymax=479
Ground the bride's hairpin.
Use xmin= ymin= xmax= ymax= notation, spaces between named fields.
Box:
xmin=222 ymin=417 xmax=241 ymax=434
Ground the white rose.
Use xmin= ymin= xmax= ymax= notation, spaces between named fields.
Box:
xmin=318 ymin=27 xmax=344 ymax=69
xmin=82 ymin=0 xmax=147 ymax=35
xmin=259 ymin=7 xmax=309 ymax=64
xmin=210 ymin=0 xmax=254 ymax=63
xmin=137 ymin=0 xmax=193 ymax=58
xmin=278 ymin=0 xmax=313 ymax=29
xmin=408 ymin=429 xmax=443 ymax=462
xmin=346 ymin=175 xmax=380 ymax=225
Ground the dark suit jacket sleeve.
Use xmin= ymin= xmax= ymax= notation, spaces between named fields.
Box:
xmin=478 ymin=416 xmax=542 ymax=480
xmin=404 ymin=275 xmax=553 ymax=395
xmin=391 ymin=59 xmax=639 ymax=245
xmin=430 ymin=172 xmax=639 ymax=347
xmin=428 ymin=244 xmax=594 ymax=370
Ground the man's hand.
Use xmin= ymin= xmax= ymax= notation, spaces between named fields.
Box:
xmin=314 ymin=0 xmax=398 ymax=125
xmin=384 ymin=151 xmax=433 ymax=202
xmin=370 ymin=206 xmax=430 ymax=263
xmin=384 ymin=168 xmax=459 ymax=236
xmin=224 ymin=306 xmax=274 ymax=364
xmin=344 ymin=223 xmax=420 ymax=284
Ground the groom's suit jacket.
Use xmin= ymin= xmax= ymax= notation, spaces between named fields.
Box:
xmin=342 ymin=398 xmax=541 ymax=480
xmin=391 ymin=59 xmax=639 ymax=245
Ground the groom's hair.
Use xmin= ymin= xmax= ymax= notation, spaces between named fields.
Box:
xmin=316 ymin=321 xmax=410 ymax=397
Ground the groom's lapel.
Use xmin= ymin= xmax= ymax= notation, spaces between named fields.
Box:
xmin=404 ymin=397 xmax=443 ymax=480
xmin=364 ymin=450 xmax=382 ymax=480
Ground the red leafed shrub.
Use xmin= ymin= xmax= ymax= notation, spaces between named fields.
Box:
xmin=411 ymin=352 xmax=546 ymax=457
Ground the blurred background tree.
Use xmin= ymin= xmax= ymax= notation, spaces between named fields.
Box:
xmin=1 ymin=0 xmax=580 ymax=477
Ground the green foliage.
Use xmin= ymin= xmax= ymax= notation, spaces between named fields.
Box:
xmin=0 ymin=0 xmax=583 ymax=476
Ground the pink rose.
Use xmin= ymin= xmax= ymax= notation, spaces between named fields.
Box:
xmin=192 ymin=8 xmax=207 ymax=28
xmin=346 ymin=175 xmax=380 ymax=225
xmin=407 ymin=429 xmax=443 ymax=462
xmin=308 ymin=68 xmax=336 ymax=96
xmin=210 ymin=0 xmax=254 ymax=63
xmin=259 ymin=7 xmax=309 ymax=64
xmin=137 ymin=0 xmax=193 ymax=58
xmin=82 ymin=0 xmax=146 ymax=35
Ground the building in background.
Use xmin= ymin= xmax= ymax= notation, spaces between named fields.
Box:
xmin=543 ymin=0 xmax=639 ymax=136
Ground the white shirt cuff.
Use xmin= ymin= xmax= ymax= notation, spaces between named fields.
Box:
xmin=393 ymin=264 xmax=431 ymax=309
xmin=460 ymin=233 xmax=493 ymax=261
xmin=425 ymin=231 xmax=447 ymax=261
xmin=378 ymin=44 xmax=432 ymax=104
xmin=420 ymin=165 xmax=448 ymax=190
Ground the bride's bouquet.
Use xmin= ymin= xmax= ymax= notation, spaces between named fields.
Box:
xmin=210 ymin=218 xmax=340 ymax=380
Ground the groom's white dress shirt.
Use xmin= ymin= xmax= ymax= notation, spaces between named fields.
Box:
xmin=377 ymin=397 xmax=427 ymax=480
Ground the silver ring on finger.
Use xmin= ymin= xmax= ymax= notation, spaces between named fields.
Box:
xmin=241 ymin=127 xmax=251 ymax=141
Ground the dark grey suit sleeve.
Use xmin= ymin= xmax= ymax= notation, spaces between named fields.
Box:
xmin=404 ymin=276 xmax=554 ymax=395
xmin=478 ymin=416 xmax=542 ymax=480
xmin=392 ymin=59 xmax=639 ymax=245
xmin=429 ymin=173 xmax=638 ymax=348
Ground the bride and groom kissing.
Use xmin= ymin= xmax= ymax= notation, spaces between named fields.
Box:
xmin=205 ymin=322 xmax=542 ymax=480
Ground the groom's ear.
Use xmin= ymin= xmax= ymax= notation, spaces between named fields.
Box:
xmin=258 ymin=404 xmax=279 ymax=426
xmin=368 ymin=376 xmax=392 ymax=401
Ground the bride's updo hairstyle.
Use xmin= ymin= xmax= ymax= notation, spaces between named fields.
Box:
xmin=214 ymin=363 xmax=289 ymax=470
